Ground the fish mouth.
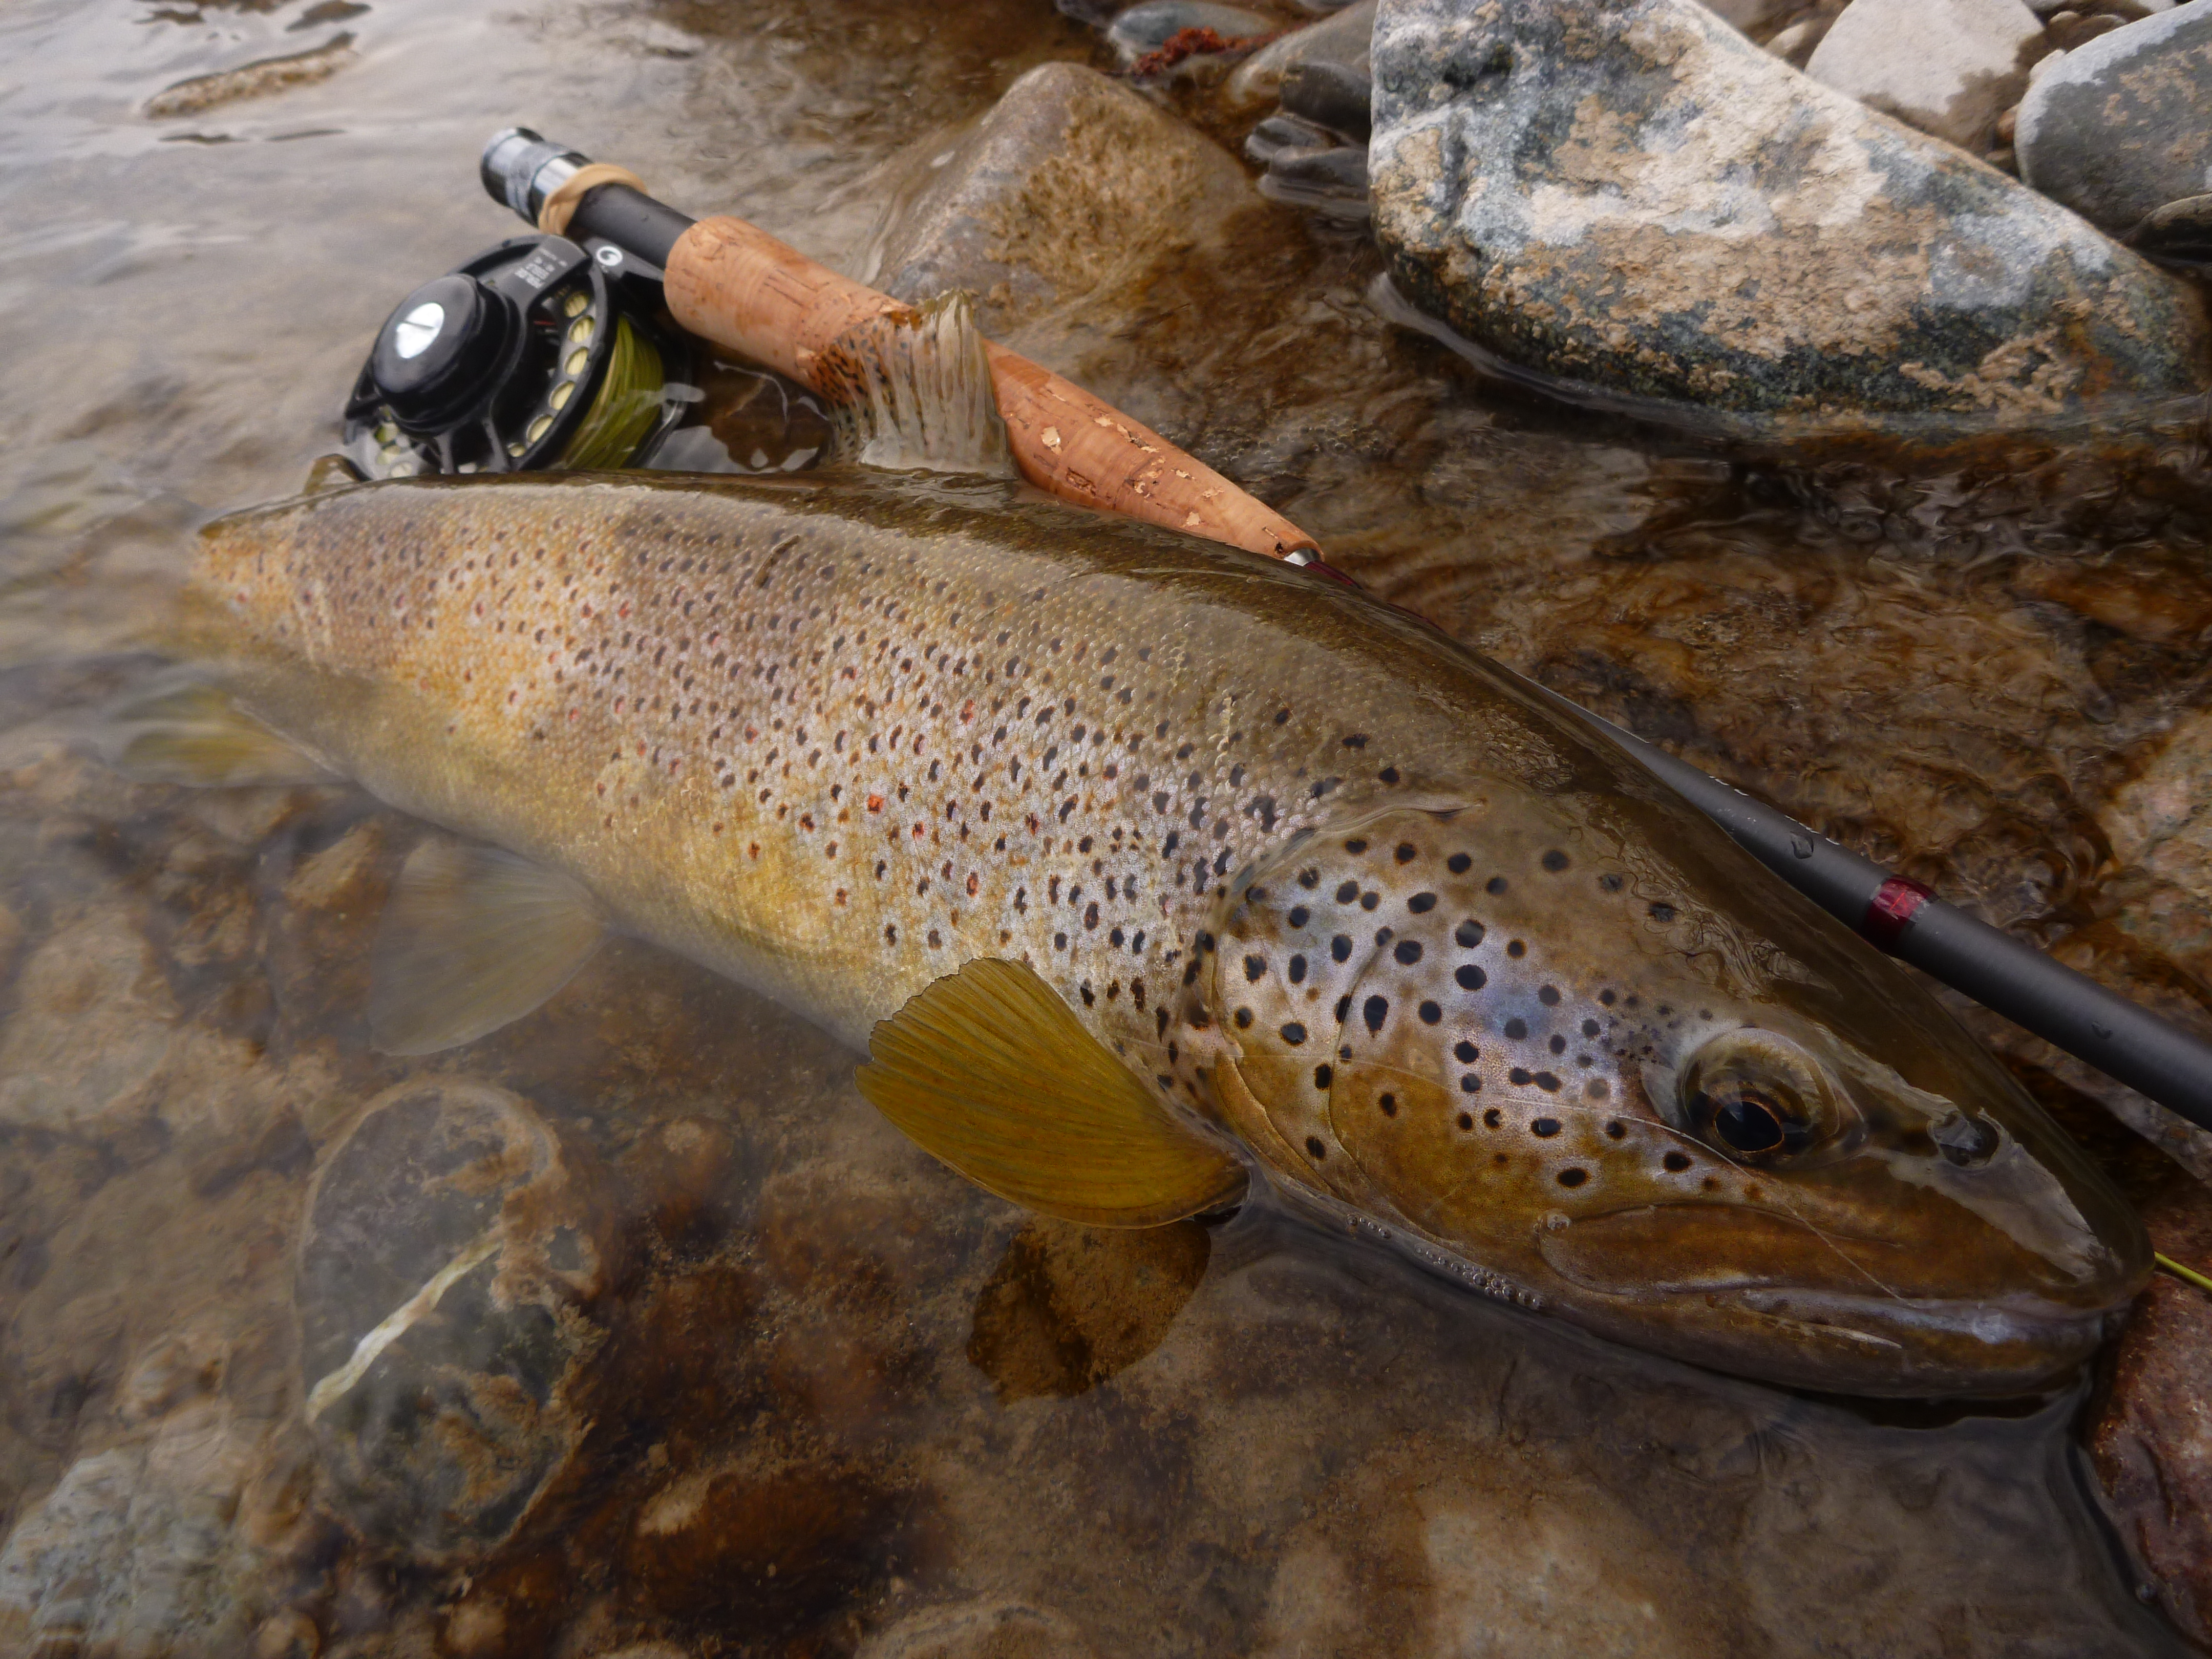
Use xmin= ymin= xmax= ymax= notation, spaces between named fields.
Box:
xmin=1535 ymin=1203 xmax=2139 ymax=1395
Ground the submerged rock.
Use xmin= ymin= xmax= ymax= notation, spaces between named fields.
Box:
xmin=2017 ymin=5 xmax=2212 ymax=238
xmin=1805 ymin=0 xmax=2045 ymax=150
xmin=2090 ymin=1185 xmax=2212 ymax=1647
xmin=867 ymin=61 xmax=1253 ymax=338
xmin=1368 ymin=0 xmax=2210 ymax=421
xmin=295 ymin=1079 xmax=615 ymax=1562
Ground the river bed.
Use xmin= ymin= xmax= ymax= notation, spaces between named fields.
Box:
xmin=2 ymin=0 xmax=2208 ymax=1653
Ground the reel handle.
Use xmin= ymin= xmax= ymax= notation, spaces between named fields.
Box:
xmin=482 ymin=130 xmax=1321 ymax=561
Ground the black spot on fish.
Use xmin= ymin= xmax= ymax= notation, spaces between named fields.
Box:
xmin=1542 ymin=850 xmax=1570 ymax=873
xmin=1298 ymin=868 xmax=1320 ymax=888
xmin=1456 ymin=965 xmax=1486 ymax=991
xmin=1448 ymin=853 xmax=1472 ymax=874
xmin=1379 ymin=1092 xmax=1398 ymax=1117
xmin=1275 ymin=708 xmax=1291 ymax=725
xmin=1289 ymin=954 xmax=1308 ymax=984
xmin=1359 ymin=891 xmax=1379 ymax=911
xmin=1486 ymin=877 xmax=1507 ymax=895
xmin=1649 ymin=903 xmax=1676 ymax=923
xmin=1538 ymin=986 xmax=1561 ymax=1006
xmin=1281 ymin=1022 xmax=1306 ymax=1046
xmin=1056 ymin=932 xmax=1068 ymax=950
xmin=1336 ymin=881 xmax=1359 ymax=903
xmin=1314 ymin=1065 xmax=1333 ymax=1090
xmin=1455 ymin=920 xmax=1485 ymax=948
xmin=1605 ymin=1121 xmax=1626 ymax=1139
xmin=1535 ymin=1072 xmax=1561 ymax=1091
xmin=1509 ymin=1068 xmax=1532 ymax=1086
xmin=1409 ymin=892 xmax=1437 ymax=913
xmin=1582 ymin=1019 xmax=1601 ymax=1037
xmin=1548 ymin=1035 xmax=1566 ymax=1055
xmin=1483 ymin=1107 xmax=1502 ymax=1127
xmin=1244 ymin=954 xmax=1266 ymax=983
xmin=1454 ymin=1040 xmax=1478 ymax=1062
xmin=1506 ymin=941 xmax=1526 ymax=959
xmin=1335 ymin=994 xmax=1352 ymax=1023
xmin=1460 ymin=1075 xmax=1481 ymax=1093
xmin=1332 ymin=935 xmax=1352 ymax=962
xmin=1557 ymin=1167 xmax=1588 ymax=1187
xmin=1599 ymin=989 xmax=1617 ymax=1006
xmin=1600 ymin=873 xmax=1623 ymax=892
xmin=1306 ymin=1135 xmax=1326 ymax=1159
xmin=1531 ymin=1117 xmax=1560 ymax=1136
xmin=1458 ymin=1112 xmax=1475 ymax=1131
xmin=1586 ymin=1079 xmax=1609 ymax=1099
xmin=1419 ymin=1001 xmax=1442 ymax=1024
xmin=1503 ymin=1018 xmax=1528 ymax=1040
xmin=1288 ymin=905 xmax=1311 ymax=928
xmin=1393 ymin=940 xmax=1422 ymax=965
xmin=1664 ymin=1151 xmax=1692 ymax=1172
xmin=1374 ymin=927 xmax=1394 ymax=947
xmin=1235 ymin=1008 xmax=1253 ymax=1029
xmin=1378 ymin=767 xmax=1400 ymax=784
xmin=1395 ymin=842 xmax=1417 ymax=864
xmin=1345 ymin=838 xmax=1367 ymax=855
xmin=1341 ymin=734 xmax=1369 ymax=749
xmin=1364 ymin=995 xmax=1389 ymax=1034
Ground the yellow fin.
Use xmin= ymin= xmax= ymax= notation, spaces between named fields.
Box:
xmin=104 ymin=680 xmax=329 ymax=788
xmin=369 ymin=839 xmax=606 ymax=1055
xmin=857 ymin=958 xmax=1246 ymax=1227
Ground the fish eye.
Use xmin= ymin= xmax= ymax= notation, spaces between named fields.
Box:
xmin=1678 ymin=1030 xmax=1852 ymax=1164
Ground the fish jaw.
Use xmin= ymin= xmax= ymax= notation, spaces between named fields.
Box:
xmin=1185 ymin=786 xmax=2150 ymax=1397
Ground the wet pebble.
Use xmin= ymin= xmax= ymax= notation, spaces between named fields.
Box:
xmin=1277 ymin=54 xmax=1373 ymax=138
xmin=2018 ymin=5 xmax=2212 ymax=239
xmin=1805 ymin=0 xmax=2045 ymax=150
xmin=858 ymin=1599 xmax=1102 ymax=1659
xmin=1222 ymin=0 xmax=1373 ymax=109
xmin=295 ymin=1078 xmax=616 ymax=1562
xmin=1107 ymin=1 xmax=1278 ymax=69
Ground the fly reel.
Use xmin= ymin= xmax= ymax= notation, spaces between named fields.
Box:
xmin=341 ymin=233 xmax=690 ymax=479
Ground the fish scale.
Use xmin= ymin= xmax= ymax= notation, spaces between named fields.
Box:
xmin=181 ymin=466 xmax=2147 ymax=1396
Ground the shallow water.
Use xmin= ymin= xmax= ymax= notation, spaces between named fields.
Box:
xmin=3 ymin=0 xmax=2211 ymax=1652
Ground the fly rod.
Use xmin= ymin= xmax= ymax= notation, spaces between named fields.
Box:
xmin=478 ymin=128 xmax=1317 ymax=562
xmin=477 ymin=129 xmax=2212 ymax=1137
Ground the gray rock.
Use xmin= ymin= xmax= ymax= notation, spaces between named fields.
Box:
xmin=295 ymin=1079 xmax=614 ymax=1563
xmin=1222 ymin=0 xmax=1376 ymax=109
xmin=1369 ymin=0 xmax=2210 ymax=421
xmin=1260 ymin=141 xmax=1374 ymax=221
xmin=2017 ymin=3 xmax=2212 ymax=236
xmin=865 ymin=62 xmax=1253 ymax=338
xmin=1806 ymin=0 xmax=2046 ymax=150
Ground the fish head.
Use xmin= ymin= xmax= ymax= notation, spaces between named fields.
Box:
xmin=1188 ymin=788 xmax=2149 ymax=1397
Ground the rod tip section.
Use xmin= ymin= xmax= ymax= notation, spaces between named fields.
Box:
xmin=480 ymin=127 xmax=592 ymax=224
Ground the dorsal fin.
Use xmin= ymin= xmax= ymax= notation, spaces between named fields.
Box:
xmin=858 ymin=958 xmax=1246 ymax=1227
xmin=820 ymin=290 xmax=1018 ymax=479
xmin=369 ymin=838 xmax=607 ymax=1055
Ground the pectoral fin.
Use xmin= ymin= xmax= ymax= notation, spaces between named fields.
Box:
xmin=857 ymin=958 xmax=1246 ymax=1227
xmin=104 ymin=680 xmax=330 ymax=788
xmin=369 ymin=839 xmax=607 ymax=1055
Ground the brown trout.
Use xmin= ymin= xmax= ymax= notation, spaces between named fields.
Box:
xmin=161 ymin=466 xmax=2146 ymax=1396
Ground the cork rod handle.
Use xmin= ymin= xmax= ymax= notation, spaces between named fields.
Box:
xmin=660 ymin=215 xmax=1320 ymax=560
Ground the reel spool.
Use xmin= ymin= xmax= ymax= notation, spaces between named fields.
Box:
xmin=341 ymin=233 xmax=689 ymax=480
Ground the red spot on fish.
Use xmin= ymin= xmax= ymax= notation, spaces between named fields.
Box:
xmin=748 ymin=842 xmax=760 ymax=859
xmin=962 ymin=700 xmax=975 ymax=722
xmin=867 ymin=795 xmax=885 ymax=812
xmin=835 ymin=889 xmax=847 ymax=905
xmin=567 ymin=709 xmax=578 ymax=721
xmin=619 ymin=604 xmax=630 ymax=618
xmin=912 ymin=823 xmax=925 ymax=839
xmin=711 ymin=822 xmax=723 ymax=834
xmin=967 ymin=873 xmax=979 ymax=896
xmin=615 ymin=697 xmax=625 ymax=712
xmin=800 ymin=814 xmax=815 ymax=831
